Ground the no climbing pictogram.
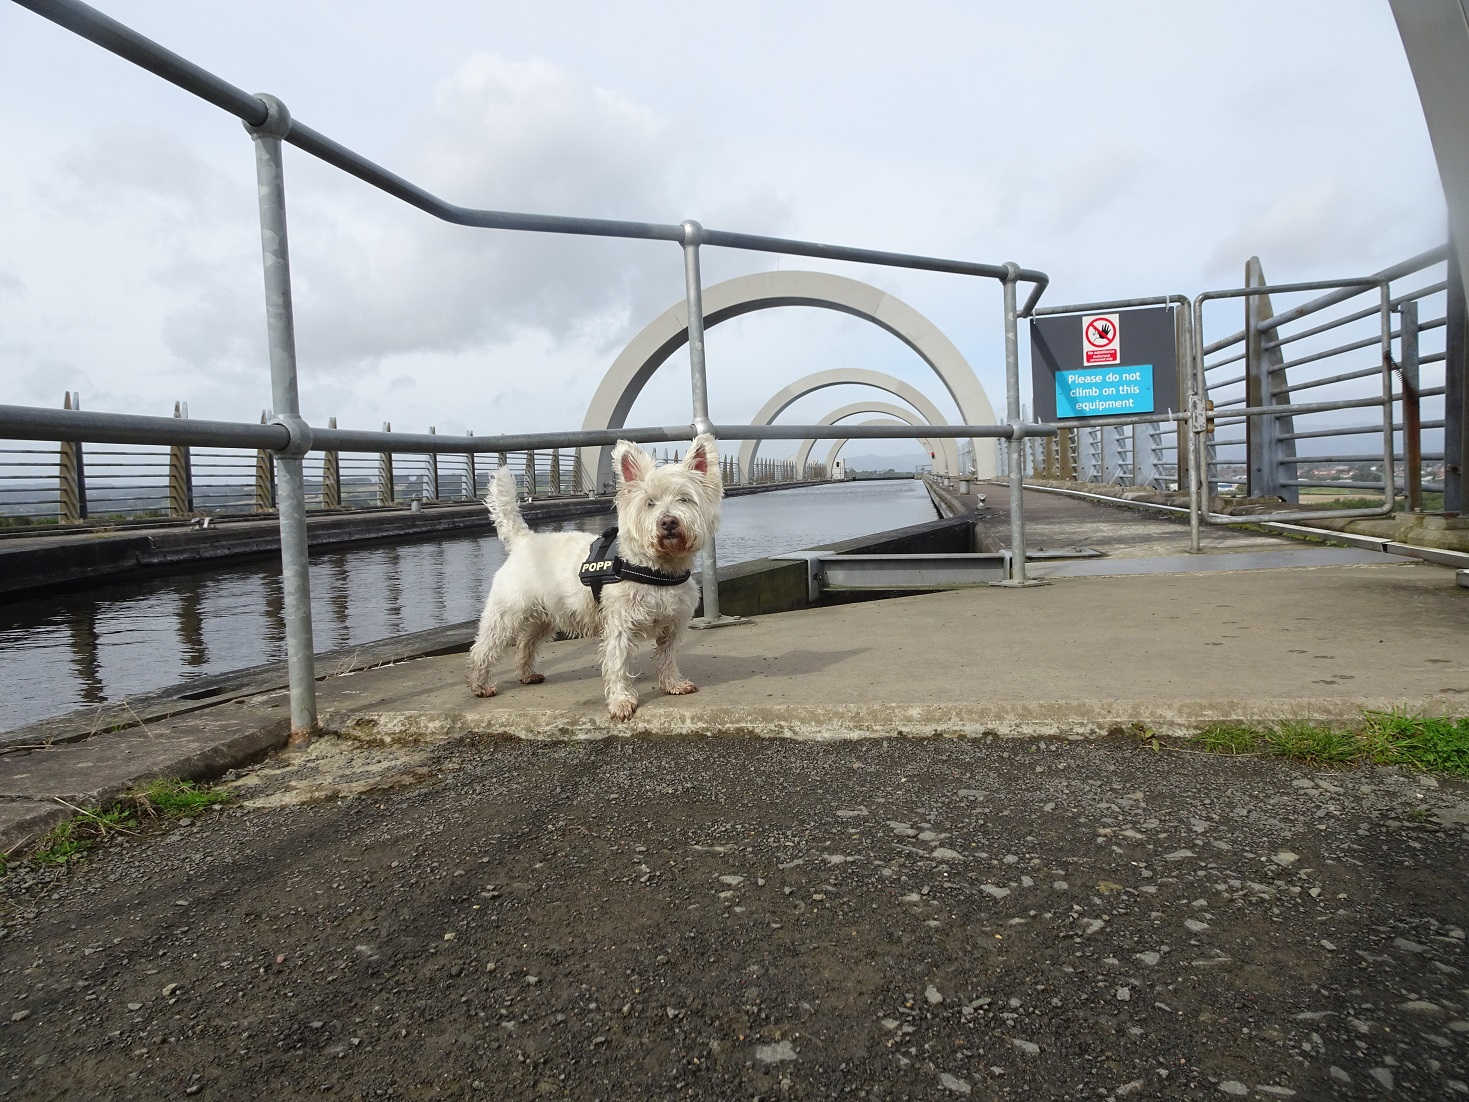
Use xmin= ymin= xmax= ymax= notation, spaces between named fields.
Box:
xmin=1082 ymin=312 xmax=1120 ymax=365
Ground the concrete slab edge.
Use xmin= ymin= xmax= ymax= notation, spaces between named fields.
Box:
xmin=322 ymin=696 xmax=1464 ymax=746
xmin=1 ymin=720 xmax=289 ymax=857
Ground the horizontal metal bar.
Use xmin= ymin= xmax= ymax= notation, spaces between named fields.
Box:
xmin=1208 ymin=394 xmax=1390 ymax=427
xmin=1202 ymin=328 xmax=1246 ymax=356
xmin=1252 ymin=248 xmax=1446 ymax=332
xmin=1038 ymin=411 xmax=1181 ymax=432
xmin=1276 ymin=453 xmax=1443 ymax=464
xmin=1282 ymin=480 xmax=1392 ymax=489
xmin=713 ymin=423 xmax=1053 ymax=440
xmin=1277 ymin=363 xmax=1384 ymax=395
xmin=1274 ymin=336 xmax=1379 ymax=373
xmin=1030 ymin=293 xmax=1185 ymax=318
xmin=0 ymin=405 xmax=287 ymax=448
xmin=1209 ymin=372 xmax=1246 ymax=390
xmin=1204 ymin=350 xmax=1246 ymax=371
xmin=1281 ymin=419 xmax=1441 ymax=441
xmin=1265 ymin=294 xmax=1445 ymax=352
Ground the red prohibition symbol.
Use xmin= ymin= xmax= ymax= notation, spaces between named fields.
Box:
xmin=1085 ymin=318 xmax=1117 ymax=348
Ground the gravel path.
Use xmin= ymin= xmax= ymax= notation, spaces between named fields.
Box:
xmin=2 ymin=735 xmax=1467 ymax=1100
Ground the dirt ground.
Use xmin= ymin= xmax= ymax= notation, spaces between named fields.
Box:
xmin=2 ymin=734 xmax=1467 ymax=1101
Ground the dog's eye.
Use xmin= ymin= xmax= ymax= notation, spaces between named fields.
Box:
xmin=646 ymin=499 xmax=657 ymax=509
xmin=679 ymin=496 xmax=693 ymax=505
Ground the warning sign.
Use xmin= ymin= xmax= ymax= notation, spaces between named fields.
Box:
xmin=1082 ymin=313 xmax=1120 ymax=365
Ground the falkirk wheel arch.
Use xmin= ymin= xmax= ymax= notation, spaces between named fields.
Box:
xmin=825 ymin=419 xmax=937 ymax=475
xmin=577 ymin=270 xmax=999 ymax=490
xmin=738 ymin=369 xmax=960 ymax=483
xmin=791 ymin=401 xmax=958 ymax=478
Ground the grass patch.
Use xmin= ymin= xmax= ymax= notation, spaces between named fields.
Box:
xmin=1192 ymin=711 xmax=1469 ymax=776
xmin=21 ymin=777 xmax=231 ymax=870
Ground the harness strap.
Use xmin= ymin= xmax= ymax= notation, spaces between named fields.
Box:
xmin=578 ymin=526 xmax=692 ymax=606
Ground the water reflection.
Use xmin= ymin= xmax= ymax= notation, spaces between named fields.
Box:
xmin=0 ymin=480 xmax=935 ymax=730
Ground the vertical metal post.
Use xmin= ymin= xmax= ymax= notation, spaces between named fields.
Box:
xmin=246 ymin=95 xmax=317 ymax=743
xmin=322 ymin=415 xmax=341 ymax=509
xmin=525 ymin=449 xmax=537 ymax=500
xmin=168 ymin=400 xmax=193 ymax=518
xmin=1173 ymin=303 xmax=1192 ymax=500
xmin=467 ymin=431 xmax=478 ymax=500
xmin=59 ymin=391 xmax=83 ymax=524
xmin=1400 ymin=301 xmax=1423 ymax=511
xmin=254 ymin=411 xmax=275 ymax=511
xmin=551 ymin=448 xmax=562 ymax=495
xmin=1188 ymin=299 xmax=1205 ymax=552
xmin=378 ymin=422 xmax=394 ymax=505
xmin=1445 ymin=245 xmax=1465 ymax=514
xmin=680 ymin=220 xmax=738 ymax=625
xmin=428 ymin=426 xmax=440 ymax=502
xmin=1377 ymin=282 xmax=1397 ymax=514
xmin=1001 ymin=267 xmax=1030 ymax=584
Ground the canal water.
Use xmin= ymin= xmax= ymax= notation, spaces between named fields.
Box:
xmin=1 ymin=480 xmax=936 ymax=730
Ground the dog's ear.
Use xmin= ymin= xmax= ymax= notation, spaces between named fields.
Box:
xmin=682 ymin=434 xmax=719 ymax=478
xmin=612 ymin=440 xmax=653 ymax=486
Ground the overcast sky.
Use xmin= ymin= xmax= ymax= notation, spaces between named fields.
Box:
xmin=0 ymin=0 xmax=1448 ymax=467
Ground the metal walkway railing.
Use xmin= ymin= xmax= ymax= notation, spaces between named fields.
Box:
xmin=3 ymin=0 xmax=1057 ymax=742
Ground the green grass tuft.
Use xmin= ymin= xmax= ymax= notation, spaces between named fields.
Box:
xmin=1191 ymin=711 xmax=1469 ymax=776
xmin=22 ymin=778 xmax=231 ymax=870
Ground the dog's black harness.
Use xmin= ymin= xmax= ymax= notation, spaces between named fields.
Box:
xmin=578 ymin=526 xmax=691 ymax=606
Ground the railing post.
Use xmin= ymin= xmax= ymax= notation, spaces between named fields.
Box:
xmin=1174 ymin=303 xmax=1193 ymax=499
xmin=378 ymin=422 xmax=394 ymax=505
xmin=466 ymin=431 xmax=478 ymax=500
xmin=254 ymin=411 xmax=275 ymax=511
xmin=1399 ymin=301 xmax=1423 ymax=511
xmin=551 ymin=448 xmax=562 ymax=495
xmin=525 ymin=449 xmax=537 ymax=500
xmin=246 ymin=94 xmax=317 ymax=743
xmin=58 ymin=391 xmax=84 ymax=524
xmin=1445 ymin=245 xmax=1466 ymax=514
xmin=168 ymin=400 xmax=194 ymax=518
xmin=1243 ymin=257 xmax=1298 ymax=502
xmin=679 ymin=221 xmax=740 ymax=627
xmin=998 ymin=264 xmax=1033 ymax=586
xmin=322 ymin=416 xmax=341 ymax=509
xmin=428 ymin=426 xmax=440 ymax=502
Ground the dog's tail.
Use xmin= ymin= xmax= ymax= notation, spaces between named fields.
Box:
xmin=485 ymin=466 xmax=531 ymax=549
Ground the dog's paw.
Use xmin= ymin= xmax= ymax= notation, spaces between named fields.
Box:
xmin=519 ymin=673 xmax=545 ymax=685
xmin=607 ymin=694 xmax=638 ymax=721
xmin=469 ymin=683 xmax=498 ymax=698
xmin=663 ymin=680 xmax=698 ymax=696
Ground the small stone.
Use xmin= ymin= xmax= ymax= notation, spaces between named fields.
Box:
xmin=1115 ymin=986 xmax=1132 ymax=1002
xmin=126 ymin=1002 xmax=142 ymax=1012
xmin=9 ymin=1010 xmax=30 ymax=1023
xmin=1012 ymin=1039 xmax=1039 ymax=1056
xmin=1135 ymin=951 xmax=1161 ymax=966
xmin=1328 ymin=1067 xmax=1351 ymax=1085
xmin=525 ymin=976 xmax=539 ymax=985
xmin=925 ymin=985 xmax=943 ymax=1005
xmin=1116 ymin=1081 xmax=1144 ymax=1097
xmin=1219 ymin=1082 xmax=1248 ymax=1097
xmin=162 ymin=983 xmax=181 ymax=997
xmin=1270 ymin=851 xmax=1299 ymax=867
xmin=1447 ymin=1020 xmax=1469 ymax=1033
xmin=442 ymin=932 xmax=455 ymax=941
xmin=880 ymin=1018 xmax=900 ymax=1031
xmin=981 ymin=884 xmax=1010 ymax=899
xmin=1369 ymin=1067 xmax=1394 ymax=1090
xmin=930 ymin=848 xmax=963 ymax=861
xmin=1398 ymin=1000 xmax=1442 ymax=1015
xmin=755 ymin=1040 xmax=797 ymax=1064
xmin=1256 ymin=1088 xmax=1296 ymax=1098
xmin=1052 ymin=881 xmax=1068 ymax=891
xmin=1162 ymin=849 xmax=1196 ymax=860
xmin=718 ymin=875 xmax=745 ymax=887
xmin=939 ymin=1072 xmax=971 ymax=1094
xmin=309 ymin=1020 xmax=323 ymax=1030
xmin=1392 ymin=937 xmax=1429 ymax=953
xmin=1185 ymin=919 xmax=1210 ymax=933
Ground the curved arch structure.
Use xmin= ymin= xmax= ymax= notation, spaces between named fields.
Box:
xmin=826 ymin=419 xmax=935 ymax=474
xmin=737 ymin=368 xmax=963 ymax=483
xmin=793 ymin=402 xmax=956 ymax=478
xmin=578 ymin=270 xmax=998 ymax=490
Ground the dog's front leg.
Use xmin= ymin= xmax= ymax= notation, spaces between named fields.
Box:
xmin=654 ymin=623 xmax=696 ymax=695
xmin=599 ymin=614 xmax=638 ymax=721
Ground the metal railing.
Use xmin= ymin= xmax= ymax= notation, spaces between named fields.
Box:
xmin=4 ymin=0 xmax=1055 ymax=742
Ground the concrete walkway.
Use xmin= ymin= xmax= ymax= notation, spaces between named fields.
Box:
xmin=3 ymin=487 xmax=1465 ymax=853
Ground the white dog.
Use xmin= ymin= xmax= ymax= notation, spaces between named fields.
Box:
xmin=466 ymin=435 xmax=722 ymax=720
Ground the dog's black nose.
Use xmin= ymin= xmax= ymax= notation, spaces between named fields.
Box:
xmin=658 ymin=515 xmax=681 ymax=535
